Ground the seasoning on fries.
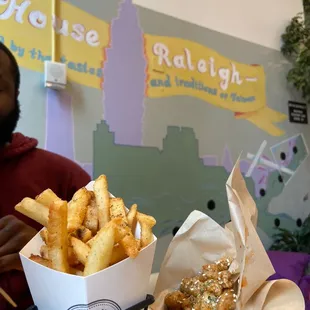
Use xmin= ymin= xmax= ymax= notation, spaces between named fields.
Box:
xmin=15 ymin=175 xmax=156 ymax=277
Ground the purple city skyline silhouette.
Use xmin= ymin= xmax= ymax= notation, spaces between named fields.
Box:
xmin=102 ymin=0 xmax=146 ymax=146
xmin=44 ymin=0 xmax=146 ymax=175
xmin=45 ymin=89 xmax=75 ymax=160
xmin=45 ymin=88 xmax=94 ymax=176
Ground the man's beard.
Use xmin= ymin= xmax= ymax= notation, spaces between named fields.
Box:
xmin=0 ymin=100 xmax=20 ymax=147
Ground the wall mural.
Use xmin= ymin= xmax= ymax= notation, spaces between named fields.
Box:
xmin=2 ymin=0 xmax=310 ymax=253
xmin=95 ymin=0 xmax=309 ymax=246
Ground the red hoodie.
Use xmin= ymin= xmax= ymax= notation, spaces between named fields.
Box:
xmin=0 ymin=133 xmax=91 ymax=310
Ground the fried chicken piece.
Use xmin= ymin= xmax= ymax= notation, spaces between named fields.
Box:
xmin=193 ymin=301 xmax=212 ymax=310
xmin=203 ymin=279 xmax=223 ymax=296
xmin=200 ymin=263 xmax=219 ymax=280
xmin=164 ymin=291 xmax=186 ymax=310
xmin=216 ymin=257 xmax=232 ymax=271
xmin=181 ymin=295 xmax=196 ymax=310
xmin=198 ymin=291 xmax=219 ymax=309
xmin=169 ymin=258 xmax=237 ymax=310
xmin=217 ymin=289 xmax=237 ymax=310
xmin=180 ymin=276 xmax=203 ymax=297
xmin=218 ymin=270 xmax=234 ymax=289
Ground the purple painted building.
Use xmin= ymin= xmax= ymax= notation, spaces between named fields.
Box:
xmin=45 ymin=89 xmax=75 ymax=160
xmin=103 ymin=0 xmax=146 ymax=146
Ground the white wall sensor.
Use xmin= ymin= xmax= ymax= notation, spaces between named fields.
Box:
xmin=44 ymin=61 xmax=67 ymax=90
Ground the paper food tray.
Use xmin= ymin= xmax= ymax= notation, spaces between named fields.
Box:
xmin=150 ymin=159 xmax=305 ymax=310
xmin=20 ymin=181 xmax=157 ymax=310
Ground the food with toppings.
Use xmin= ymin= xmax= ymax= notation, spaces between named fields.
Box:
xmin=15 ymin=175 xmax=156 ymax=276
xmin=164 ymin=258 xmax=237 ymax=310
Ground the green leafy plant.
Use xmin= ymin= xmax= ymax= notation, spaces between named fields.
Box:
xmin=270 ymin=214 xmax=310 ymax=253
xmin=281 ymin=0 xmax=310 ymax=103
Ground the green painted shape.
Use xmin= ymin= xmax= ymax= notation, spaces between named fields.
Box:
xmin=255 ymin=135 xmax=308 ymax=237
xmin=94 ymin=121 xmax=300 ymax=240
xmin=94 ymin=121 xmax=230 ymax=235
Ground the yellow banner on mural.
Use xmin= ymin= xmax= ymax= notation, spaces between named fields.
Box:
xmin=144 ymin=35 xmax=287 ymax=136
xmin=0 ymin=0 xmax=109 ymax=89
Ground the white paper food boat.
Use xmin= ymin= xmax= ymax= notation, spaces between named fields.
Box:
xmin=19 ymin=181 xmax=157 ymax=310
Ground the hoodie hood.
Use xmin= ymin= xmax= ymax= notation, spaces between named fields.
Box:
xmin=0 ymin=132 xmax=38 ymax=161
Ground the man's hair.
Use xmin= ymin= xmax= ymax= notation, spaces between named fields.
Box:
xmin=0 ymin=42 xmax=20 ymax=90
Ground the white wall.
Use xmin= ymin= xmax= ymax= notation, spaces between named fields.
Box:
xmin=133 ymin=0 xmax=304 ymax=50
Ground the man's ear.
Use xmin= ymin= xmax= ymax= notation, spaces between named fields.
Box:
xmin=16 ymin=90 xmax=20 ymax=97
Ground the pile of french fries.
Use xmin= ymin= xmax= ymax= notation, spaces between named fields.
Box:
xmin=15 ymin=175 xmax=156 ymax=276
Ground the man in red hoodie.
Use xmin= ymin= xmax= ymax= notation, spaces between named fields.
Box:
xmin=0 ymin=43 xmax=91 ymax=309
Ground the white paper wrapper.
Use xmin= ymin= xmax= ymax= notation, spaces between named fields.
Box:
xmin=150 ymin=159 xmax=305 ymax=310
xmin=20 ymin=181 xmax=157 ymax=310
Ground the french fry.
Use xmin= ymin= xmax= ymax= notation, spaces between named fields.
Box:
xmin=74 ymin=264 xmax=85 ymax=271
xmin=83 ymin=194 xmax=98 ymax=234
xmin=68 ymin=245 xmax=79 ymax=266
xmin=15 ymin=198 xmax=49 ymax=227
xmin=85 ymin=219 xmax=115 ymax=248
xmin=109 ymin=201 xmax=139 ymax=257
xmin=15 ymin=173 xmax=156 ymax=277
xmin=86 ymin=218 xmax=129 ymax=248
xmin=84 ymin=225 xmax=115 ymax=276
xmin=112 ymin=219 xmax=132 ymax=243
xmin=30 ymin=254 xmax=52 ymax=268
xmin=71 ymin=226 xmax=92 ymax=243
xmin=110 ymin=244 xmax=128 ymax=266
xmin=40 ymin=245 xmax=49 ymax=259
xmin=67 ymin=188 xmax=91 ymax=232
xmin=70 ymin=267 xmax=84 ymax=276
xmin=137 ymin=212 xmax=156 ymax=248
xmin=94 ymin=175 xmax=110 ymax=229
xmin=120 ymin=234 xmax=140 ymax=258
xmin=47 ymin=200 xmax=69 ymax=273
xmin=110 ymin=198 xmax=127 ymax=223
xmin=105 ymin=218 xmax=140 ymax=258
xmin=127 ymin=204 xmax=138 ymax=233
xmin=71 ymin=237 xmax=90 ymax=265
xmin=35 ymin=189 xmax=61 ymax=207
xmin=86 ymin=235 xmax=96 ymax=248
xmin=40 ymin=228 xmax=48 ymax=244
xmin=75 ymin=270 xmax=84 ymax=276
